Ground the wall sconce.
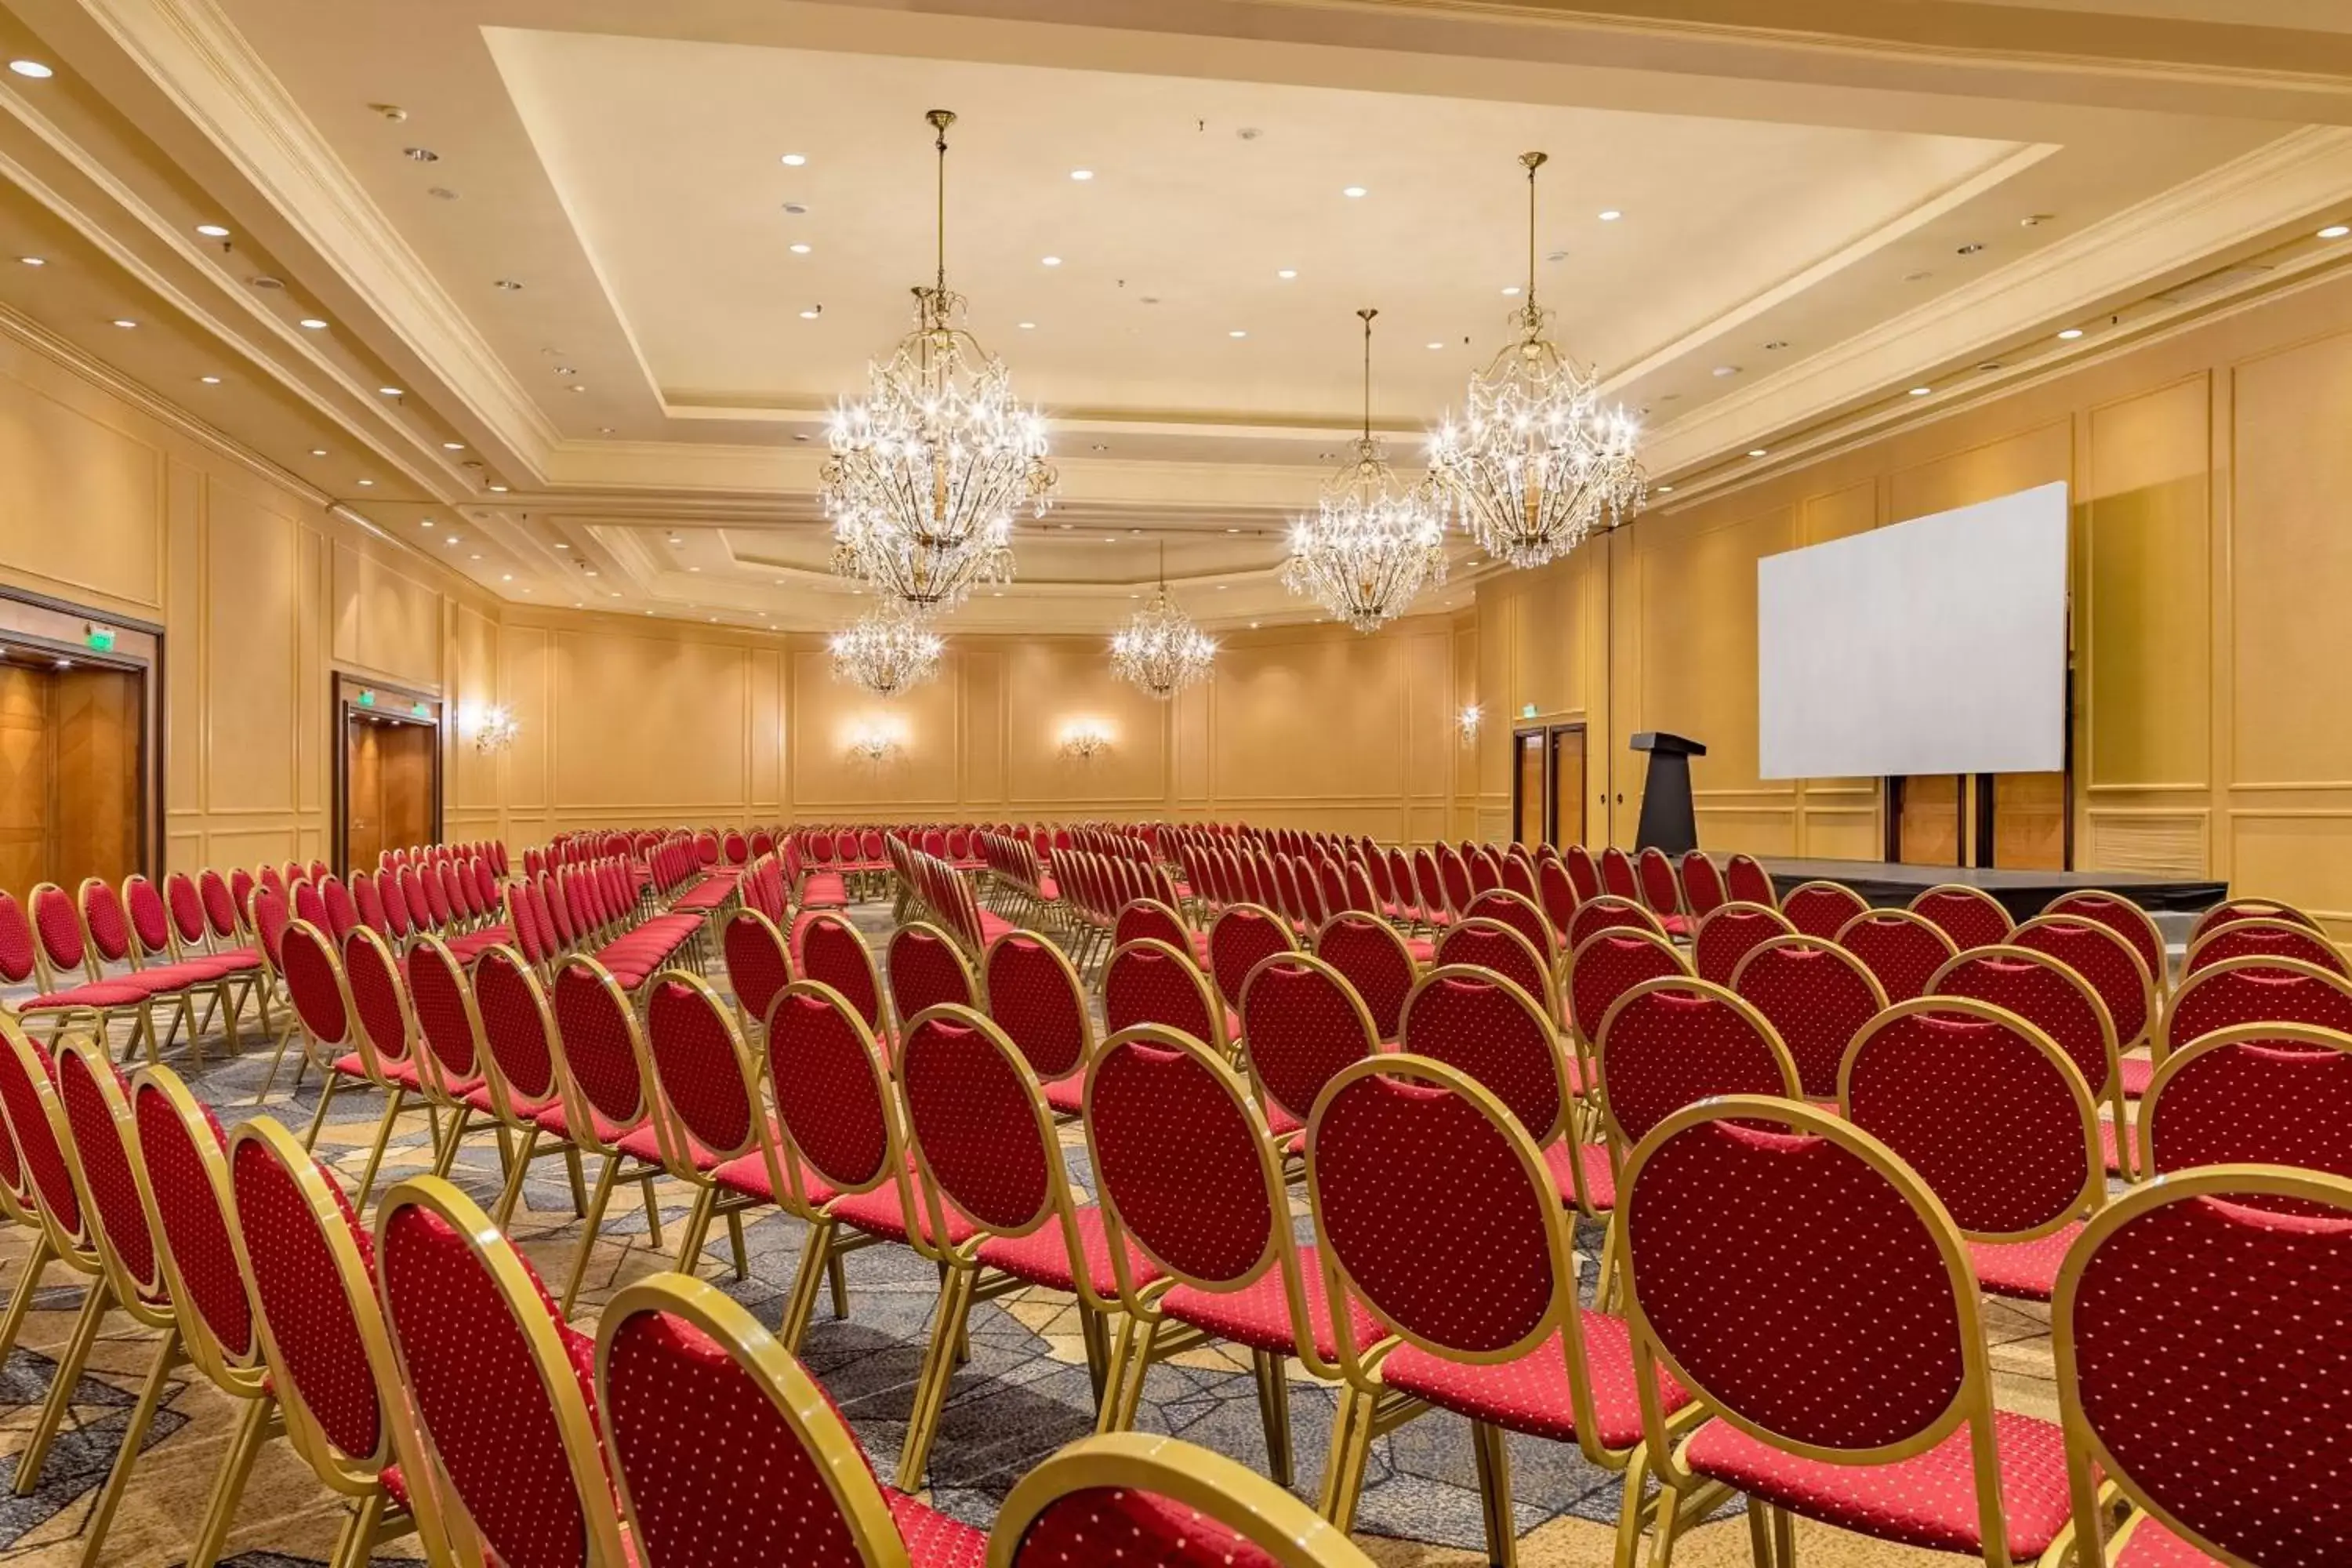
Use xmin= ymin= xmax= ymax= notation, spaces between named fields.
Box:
xmin=474 ymin=703 xmax=520 ymax=754
xmin=846 ymin=721 xmax=904 ymax=764
xmin=1058 ymin=718 xmax=1113 ymax=760
xmin=1458 ymin=704 xmax=1483 ymax=745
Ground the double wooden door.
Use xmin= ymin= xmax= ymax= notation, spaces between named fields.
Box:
xmin=1512 ymin=724 xmax=1588 ymax=848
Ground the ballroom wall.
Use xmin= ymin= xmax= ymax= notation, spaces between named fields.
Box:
xmin=1464 ymin=263 xmax=2352 ymax=942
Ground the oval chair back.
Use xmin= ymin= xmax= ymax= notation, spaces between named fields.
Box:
xmin=1433 ymin=919 xmax=1559 ymax=1021
xmin=766 ymin=980 xmax=904 ymax=1209
xmin=278 ymin=919 xmax=355 ymax=1086
xmin=1730 ymin=935 xmax=1887 ymax=1100
xmin=985 ymin=932 xmax=1096 ymax=1091
xmin=551 ymin=956 xmax=660 ymax=1144
xmin=1722 ymin=853 xmax=1775 ymax=906
xmin=1237 ymin=952 xmax=1378 ymax=1138
xmin=798 ymin=912 xmax=887 ymax=1037
xmin=1691 ymin=901 xmax=1794 ymax=986
xmin=644 ymin=972 xmax=782 ymax=1194
xmin=2052 ymin=1165 xmax=2352 ymax=1568
xmin=1102 ymin=938 xmax=1229 ymax=1056
xmin=1399 ymin=965 xmax=1573 ymax=1147
xmin=1463 ymin=887 xmax=1557 ymax=958
xmin=1536 ymin=856 xmax=1579 ymax=938
xmin=471 ymin=946 xmax=565 ymax=1123
xmin=2139 ymin=1022 xmax=2352 ymax=1192
xmin=1599 ymin=846 xmax=1639 ymax=902
xmin=898 ymin=1005 xmax=1073 ymax=1250
xmin=405 ymin=935 xmax=486 ymax=1094
xmin=1565 ymin=926 xmax=1687 ymax=1054
xmin=1596 ymin=977 xmax=1800 ymax=1156
xmin=1565 ymin=895 xmax=1664 ymax=951
xmin=1931 ymin=945 xmax=2122 ymax=1110
xmin=0 ymin=1021 xmax=89 ymax=1267
xmin=2009 ymin=914 xmax=2158 ymax=1054
xmin=1635 ymin=848 xmax=1684 ymax=926
xmin=1312 ymin=913 xmax=1417 ymax=1044
xmin=887 ymin=922 xmax=979 ymax=1036
xmin=129 ymin=1065 xmax=260 ymax=1391
xmin=1563 ymin=844 xmax=1602 ymax=902
xmin=1781 ymin=880 xmax=1867 ymax=941
xmin=2189 ymin=898 xmax=2322 ymax=944
xmin=2042 ymin=891 xmax=2166 ymax=1000
xmin=1835 ymin=908 xmax=1958 ymax=1003
xmin=1114 ymin=897 xmax=1193 ymax=956
xmin=1909 ymin=884 xmax=2014 ymax=951
xmin=1679 ymin=852 xmax=1727 ymax=920
xmin=54 ymin=1039 xmax=169 ymax=1317
xmin=2160 ymin=955 xmax=2352 ymax=1067
xmin=2185 ymin=917 xmax=2350 ymax=979
xmin=374 ymin=1174 xmax=624 ymax=1568
xmin=1501 ymin=852 xmax=1539 ymax=904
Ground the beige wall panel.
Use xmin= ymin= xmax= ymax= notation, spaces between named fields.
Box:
xmin=1174 ymin=680 xmax=1211 ymax=804
xmin=1510 ymin=558 xmax=1575 ymax=717
xmin=296 ymin=525 xmax=326 ymax=817
xmin=1211 ymin=633 xmax=1403 ymax=804
xmin=750 ymin=649 xmax=785 ymax=808
xmin=204 ymin=485 xmax=297 ymax=815
xmin=448 ymin=604 xmax=500 ymax=814
xmin=961 ymin=648 xmax=1007 ymax=808
xmin=499 ymin=624 xmax=551 ymax=811
xmin=1403 ymin=629 xmax=1452 ymax=802
xmin=557 ymin=630 xmax=750 ymax=811
xmin=1476 ymin=593 xmax=1514 ymax=799
xmin=205 ymin=826 xmax=298 ymax=871
xmin=165 ymin=462 xmax=203 ymax=816
xmin=2086 ymin=810 xmax=2208 ymax=876
xmin=1886 ymin=419 xmax=2071 ymax=524
xmin=333 ymin=545 xmax=445 ymax=689
xmin=789 ymin=648 xmax=961 ymax=810
xmin=1004 ymin=641 xmax=1164 ymax=808
xmin=1639 ymin=506 xmax=1788 ymax=794
xmin=0 ymin=361 xmax=163 ymax=611
xmin=1799 ymin=481 xmax=1877 ymax=546
xmin=2084 ymin=379 xmax=2210 ymax=793
xmin=2230 ymin=333 xmax=2352 ymax=788
xmin=2230 ymin=811 xmax=2352 ymax=922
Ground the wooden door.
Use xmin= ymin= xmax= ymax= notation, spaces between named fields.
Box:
xmin=379 ymin=721 xmax=435 ymax=855
xmin=1895 ymin=775 xmax=1963 ymax=866
xmin=1513 ymin=731 xmax=1546 ymax=845
xmin=52 ymin=668 xmax=140 ymax=891
xmin=1548 ymin=726 xmax=1587 ymax=848
xmin=0 ymin=666 xmax=50 ymax=902
xmin=1991 ymin=771 xmax=2067 ymax=869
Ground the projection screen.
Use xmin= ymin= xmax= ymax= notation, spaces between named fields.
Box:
xmin=1756 ymin=481 xmax=2067 ymax=780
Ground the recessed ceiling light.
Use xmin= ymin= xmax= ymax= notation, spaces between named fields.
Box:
xmin=419 ymin=519 xmax=434 ymax=528
xmin=1041 ymin=256 xmax=1062 ymax=267
xmin=7 ymin=60 xmax=55 ymax=79
xmin=404 ymin=147 xmax=438 ymax=162
xmin=309 ymin=448 xmax=327 ymax=457
xmin=501 ymin=572 xmax=513 ymax=581
xmin=1908 ymin=387 xmax=1932 ymax=397
xmin=586 ymin=568 xmax=600 ymax=577
xmin=195 ymin=223 xmax=230 ymax=238
xmin=780 ymin=153 xmax=807 ymax=166
xmin=2323 ymin=225 xmax=2351 ymax=240
xmin=358 ymin=479 xmax=375 ymax=487
xmin=1229 ymin=329 xmax=1247 ymax=339
xmin=1250 ymin=622 xmax=1260 ymax=629
xmin=568 ymin=384 xmax=587 ymax=393
xmin=1426 ymin=341 xmax=1443 ymax=350
xmin=298 ymin=318 xmax=328 ymax=330
xmin=1501 ymin=286 xmax=1522 ymax=296
xmin=788 ymin=242 xmax=811 ymax=255
xmin=199 ymin=375 xmax=221 ymax=385
xmin=1342 ymin=186 xmax=1367 ymax=198
xmin=1018 ymin=321 xmax=1036 ymax=330
xmin=1656 ymin=485 xmax=1674 ymax=493
xmin=1711 ymin=365 xmax=1739 ymax=377
xmin=488 ymin=483 xmax=510 ymax=492
xmin=377 ymin=387 xmax=402 ymax=397
xmin=1748 ymin=448 xmax=1768 ymax=458
xmin=111 ymin=319 xmax=137 ymax=329
xmin=1276 ymin=269 xmax=1298 ymax=280
xmin=688 ymin=566 xmax=700 ymax=572
xmin=554 ymin=543 xmax=570 ymax=550
xmin=1069 ymin=169 xmax=1093 ymax=181
xmin=1597 ymin=209 xmax=1623 ymax=222
xmin=442 ymin=441 xmax=465 ymax=451
xmin=446 ymin=535 xmax=459 ymax=545
xmin=16 ymin=256 xmax=42 ymax=267
xmin=798 ymin=307 xmax=820 ymax=319
xmin=470 ymin=553 xmax=482 ymax=561
xmin=2057 ymin=328 xmax=2084 ymax=339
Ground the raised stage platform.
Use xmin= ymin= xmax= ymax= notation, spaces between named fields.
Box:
xmin=1758 ymin=858 xmax=2227 ymax=924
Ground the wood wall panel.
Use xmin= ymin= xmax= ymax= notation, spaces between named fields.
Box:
xmin=203 ymin=485 xmax=297 ymax=816
xmin=0 ymin=352 xmax=163 ymax=612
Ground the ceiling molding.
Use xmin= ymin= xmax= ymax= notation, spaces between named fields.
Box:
xmin=71 ymin=0 xmax=565 ymax=474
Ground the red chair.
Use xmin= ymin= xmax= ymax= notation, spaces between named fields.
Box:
xmin=2139 ymin=1022 xmax=2352 ymax=1186
xmin=1837 ymin=906 xmax=1958 ymax=1002
xmin=271 ymin=919 xmax=375 ymax=1142
xmin=1564 ymin=926 xmax=1687 ymax=1065
xmin=721 ymin=905 xmax=797 ymax=1036
xmin=1083 ymin=1024 xmax=1370 ymax=1487
xmin=1724 ymin=852 xmax=1776 ymax=906
xmin=2009 ymin=915 xmax=2160 ymax=1094
xmin=1622 ymin=1098 xmax=2073 ymax=1567
xmin=2052 ymin=1165 xmax=2352 ymax=1568
xmin=643 ymin=972 xmax=803 ymax=1280
xmin=373 ymin=1174 xmax=624 ymax=1566
xmin=597 ymin=1272 xmax=990 ymax=1568
xmin=2158 ymin=955 xmax=2352 ymax=1069
xmin=993 ymin=1432 xmax=1377 ymax=1568
xmin=1690 ymin=900 xmax=1794 ymax=986
xmin=1781 ymin=879 xmax=1867 ymax=941
xmin=1634 ymin=846 xmax=1690 ymax=936
xmin=2185 ymin=916 xmax=2349 ymax=978
xmin=1102 ymin=938 xmax=1232 ymax=1057
xmin=799 ymin=909 xmax=888 ymax=1038
xmin=1911 ymin=884 xmax=2015 ymax=950
xmin=1463 ymin=887 xmax=1558 ymax=957
xmin=1116 ymin=895 xmax=1209 ymax=967
xmin=1236 ymin=951 xmax=1377 ymax=1146
xmin=1599 ymin=844 xmax=1640 ymax=902
xmin=338 ymin=925 xmax=432 ymax=1207
xmin=548 ymin=956 xmax=673 ymax=1311
xmin=1566 ymin=895 xmax=1665 ymax=951
xmin=1537 ymin=855 xmax=1580 ymax=938
xmin=985 ymin=931 xmax=1097 ymax=1117
xmin=1679 ymin=851 xmax=1728 ymax=920
xmin=1842 ymin=996 xmax=2103 ymax=1301
xmin=1564 ymin=843 xmax=1603 ymax=902
xmin=227 ymin=1117 xmax=447 ymax=1564
xmin=2042 ymin=891 xmax=2166 ymax=1003
xmin=1933 ymin=944 xmax=2132 ymax=1177
xmin=1730 ymin=935 xmax=1886 ymax=1101
xmin=894 ymin=1004 xmax=1163 ymax=1489
xmin=1595 ymin=976 xmax=1801 ymax=1181
xmin=1306 ymin=1055 xmax=1700 ymax=1563
xmin=469 ymin=946 xmax=597 ymax=1227
xmin=1400 ymin=964 xmax=1604 ymax=1214
xmin=1434 ymin=918 xmax=1561 ymax=1021
xmin=1313 ymin=912 xmax=1420 ymax=1043
xmin=2189 ymin=897 xmax=2322 ymax=943
xmin=887 ymin=921 xmax=979 ymax=1036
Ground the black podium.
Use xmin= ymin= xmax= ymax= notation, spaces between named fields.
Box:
xmin=1630 ymin=732 xmax=1707 ymax=856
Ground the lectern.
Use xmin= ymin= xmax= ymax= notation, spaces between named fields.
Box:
xmin=1630 ymin=732 xmax=1708 ymax=856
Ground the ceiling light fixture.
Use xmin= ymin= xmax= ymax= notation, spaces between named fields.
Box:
xmin=309 ymin=448 xmax=327 ymax=457
xmin=1018 ymin=321 xmax=1036 ymax=330
xmin=195 ymin=223 xmax=230 ymax=239
xmin=1229 ymin=329 xmax=1248 ymax=339
xmin=1908 ymin=386 xmax=1932 ymax=397
xmin=1597 ymin=209 xmax=1622 ymax=221
xmin=1428 ymin=151 xmax=1645 ymax=570
xmin=1283 ymin=307 xmax=1447 ymax=633
xmin=1112 ymin=543 xmax=1215 ymax=699
xmin=1069 ymin=169 xmax=1093 ymax=181
xmin=378 ymin=387 xmax=403 ymax=397
xmin=7 ymin=60 xmax=54 ymax=78
xmin=111 ymin=319 xmax=136 ymax=328
xmin=298 ymin=318 xmax=328 ymax=330
xmin=443 ymin=441 xmax=465 ymax=451
xmin=829 ymin=601 xmax=945 ymax=697
xmin=200 ymin=375 xmax=221 ymax=385
xmin=2057 ymin=328 xmax=2084 ymax=340
xmin=823 ymin=109 xmax=1054 ymax=614
xmin=1748 ymin=448 xmax=1768 ymax=458
xmin=781 ymin=153 xmax=807 ymax=166
xmin=789 ymin=242 xmax=811 ymax=254
xmin=2322 ymin=225 xmax=2351 ymax=240
xmin=16 ymin=256 xmax=42 ymax=267
xmin=799 ymin=307 xmax=821 ymax=319
xmin=358 ymin=479 xmax=376 ymax=487
xmin=1277 ymin=269 xmax=1298 ymax=280
xmin=1342 ymin=186 xmax=1367 ymax=198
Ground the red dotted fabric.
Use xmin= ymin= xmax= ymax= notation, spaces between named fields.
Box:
xmin=890 ymin=927 xmax=975 ymax=1027
xmin=1838 ymin=915 xmax=1955 ymax=1004
xmin=1404 ymin=972 xmax=1566 ymax=1142
xmin=2070 ymin=1192 xmax=2352 ymax=1568
xmin=646 ymin=981 xmax=755 ymax=1158
xmin=770 ymin=987 xmax=891 ymax=1191
xmin=33 ymin=884 xmax=85 ymax=971
xmin=1934 ymin=955 xmax=2113 ymax=1094
xmin=1784 ymin=884 xmax=1867 ymax=942
xmin=0 ymin=1036 xmax=76 ymax=1233
xmin=1601 ymin=986 xmax=1790 ymax=1147
xmin=722 ymin=914 xmax=794 ymax=1034
xmin=281 ymin=924 xmax=347 ymax=1044
xmin=1693 ymin=906 xmax=1792 ymax=988
xmin=2012 ymin=920 xmax=2152 ymax=1048
xmin=986 ymin=936 xmax=1088 ymax=1081
xmin=1382 ymin=1313 xmax=1685 ymax=1452
xmin=2166 ymin=964 xmax=2352 ymax=1051
xmin=2147 ymin=1041 xmax=2352 ymax=1192
xmin=229 ymin=1138 xmax=380 ymax=1460
xmin=342 ymin=934 xmax=412 ymax=1069
xmin=407 ymin=943 xmax=483 ymax=1083
xmin=1010 ymin=1486 xmax=1276 ymax=1568
xmin=1434 ymin=924 xmax=1552 ymax=1014
xmin=1239 ymin=959 xmax=1375 ymax=1127
xmin=1090 ymin=1037 xmax=1274 ymax=1285
xmin=1104 ymin=945 xmax=1217 ymax=1046
xmin=800 ymin=916 xmax=884 ymax=1033
xmin=0 ymin=893 xmax=38 ymax=984
xmin=1911 ymin=890 xmax=2013 ymax=952
xmin=132 ymin=1084 xmax=252 ymax=1359
xmin=475 ymin=951 xmax=558 ymax=1106
xmin=551 ymin=964 xmax=649 ymax=1130
xmin=1733 ymin=941 xmax=1882 ymax=1100
xmin=56 ymin=1050 xmax=159 ymax=1293
xmin=902 ymin=1014 xmax=1051 ymax=1232
xmin=1312 ymin=917 xmax=1413 ymax=1043
xmin=2190 ymin=921 xmax=2349 ymax=978
xmin=1206 ymin=910 xmax=1294 ymax=1013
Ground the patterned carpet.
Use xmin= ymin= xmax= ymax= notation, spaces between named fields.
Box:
xmin=0 ymin=898 xmax=2060 ymax=1567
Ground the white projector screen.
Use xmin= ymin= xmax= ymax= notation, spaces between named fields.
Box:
xmin=1757 ymin=481 xmax=2067 ymax=780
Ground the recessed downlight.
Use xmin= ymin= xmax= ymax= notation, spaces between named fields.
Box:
xmin=195 ymin=223 xmax=230 ymax=238
xmin=199 ymin=375 xmax=222 ymax=385
xmin=443 ymin=441 xmax=465 ymax=451
xmin=111 ymin=318 xmax=136 ymax=329
xmin=1276 ymin=268 xmax=1298 ymax=280
xmin=1597 ymin=209 xmax=1623 ymax=221
xmin=1656 ymin=485 xmax=1674 ymax=493
xmin=1908 ymin=387 xmax=1932 ymax=397
xmin=298 ymin=318 xmax=328 ymax=330
xmin=1748 ymin=448 xmax=1769 ymax=458
xmin=1069 ymin=169 xmax=1093 ymax=181
xmin=2322 ymin=225 xmax=2351 ymax=240
xmin=358 ymin=479 xmax=376 ymax=487
xmin=1229 ymin=329 xmax=1247 ymax=339
xmin=6 ymin=60 xmax=54 ymax=79
xmin=1342 ymin=186 xmax=1367 ymax=198
xmin=488 ymin=483 xmax=510 ymax=492
xmin=309 ymin=448 xmax=327 ymax=457
xmin=799 ymin=307 xmax=820 ymax=320
xmin=780 ymin=152 xmax=807 ymax=166
xmin=16 ymin=256 xmax=42 ymax=267
xmin=377 ymin=387 xmax=403 ymax=397
xmin=1041 ymin=256 xmax=1062 ymax=267
xmin=1018 ymin=321 xmax=1036 ymax=330
xmin=1501 ymin=286 xmax=1522 ymax=296
xmin=788 ymin=242 xmax=811 ymax=255
xmin=2057 ymin=328 xmax=2084 ymax=340
xmin=1427 ymin=341 xmax=1443 ymax=350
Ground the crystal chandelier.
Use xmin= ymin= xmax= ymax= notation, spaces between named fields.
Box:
xmin=822 ymin=110 xmax=1057 ymax=612
xmin=828 ymin=602 xmax=945 ymax=698
xmin=1110 ymin=543 xmax=1216 ymax=700
xmin=1428 ymin=151 xmax=1646 ymax=569
xmin=1283 ymin=308 xmax=1449 ymax=632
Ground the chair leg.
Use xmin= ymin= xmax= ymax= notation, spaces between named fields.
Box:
xmin=780 ymin=1218 xmax=839 ymax=1352
xmin=252 ymin=1022 xmax=300 ymax=1105
xmin=672 ymin=1187 xmax=717 ymax=1275
xmin=638 ymin=1172 xmax=665 ymax=1249
xmin=492 ymin=1127 xmax=543 ymax=1229
xmin=827 ymin=1249 xmax=849 ymax=1319
xmin=1317 ymin=1384 xmax=1373 ymax=1529
xmin=725 ymin=1208 xmax=749 ymax=1280
xmin=895 ymin=1262 xmax=976 ymax=1493
xmin=1772 ymin=1502 xmax=1795 ymax=1567
xmin=16 ymin=1281 xmax=111 ymax=1494
xmin=78 ymin=1328 xmax=182 ymax=1568
xmin=0 ymin=1232 xmax=53 ymax=1367
xmin=561 ymin=1153 xmax=622 ymax=1316
xmin=300 ymin=1073 xmax=343 ymax=1151
xmin=187 ymin=1393 xmax=273 ymax=1568
xmin=328 ymin=1486 xmax=389 ymax=1568
xmin=430 ymin=1105 xmax=475 ymax=1178
xmin=353 ymin=1087 xmax=408 ymax=1211
xmin=1250 ymin=1348 xmax=1295 ymax=1488
xmin=562 ymin=1144 xmax=590 ymax=1218
xmin=1078 ymin=1303 xmax=1112 ymax=1408
xmin=1470 ymin=1417 xmax=1518 ymax=1568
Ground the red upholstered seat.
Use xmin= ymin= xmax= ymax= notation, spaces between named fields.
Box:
xmin=1383 ymin=1316 xmax=1683 ymax=1451
xmin=2119 ymin=1055 xmax=2154 ymax=1096
xmin=1041 ymin=1075 xmax=1086 ymax=1116
xmin=24 ymin=978 xmax=151 ymax=1011
xmin=1684 ymin=1409 xmax=2074 ymax=1559
xmin=333 ymin=1051 xmax=422 ymax=1091
xmin=1967 ymin=1222 xmax=2083 ymax=1301
xmin=887 ymin=1491 xmax=990 ymax=1568
xmin=829 ymin=1175 xmax=980 ymax=1250
xmin=2112 ymin=1519 xmax=2220 ymax=1567
xmin=799 ymin=872 xmax=850 ymax=909
xmin=1542 ymin=1140 xmax=1615 ymax=1211
xmin=978 ymin=1205 xmax=1163 ymax=1296
xmin=1162 ymin=1243 xmax=1378 ymax=1359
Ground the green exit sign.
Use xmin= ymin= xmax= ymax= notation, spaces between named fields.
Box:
xmin=357 ymin=689 xmax=376 ymax=707
xmin=1520 ymin=702 xmax=1537 ymax=719
xmin=412 ymin=702 xmax=430 ymax=717
xmin=85 ymin=626 xmax=114 ymax=653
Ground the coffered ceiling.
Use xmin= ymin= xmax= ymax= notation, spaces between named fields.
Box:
xmin=3 ymin=0 xmax=2352 ymax=633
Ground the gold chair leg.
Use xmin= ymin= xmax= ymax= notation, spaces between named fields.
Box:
xmin=353 ymin=1087 xmax=408 ymax=1211
xmin=1252 ymin=1348 xmax=1295 ymax=1488
xmin=1611 ymin=1442 xmax=1653 ymax=1568
xmin=1470 ymin=1418 xmax=1518 ymax=1568
xmin=725 ymin=1208 xmax=749 ymax=1279
xmin=1773 ymin=1502 xmax=1795 ymax=1567
xmin=827 ymin=1249 xmax=849 ymax=1318
xmin=16 ymin=1281 xmax=111 ymax=1494
xmin=560 ymin=1153 xmax=622 ymax=1316
xmin=0 ymin=1232 xmax=53 ymax=1367
xmin=300 ymin=1073 xmax=343 ymax=1151
xmin=895 ymin=1263 xmax=976 ymax=1493
xmin=328 ymin=1486 xmax=388 ymax=1568
xmin=779 ymin=1218 xmax=839 ymax=1352
xmin=638 ymin=1172 xmax=664 ymax=1249
xmin=78 ymin=1329 xmax=182 ymax=1568
xmin=187 ymin=1394 xmax=273 ymax=1568
xmin=562 ymin=1145 xmax=589 ymax=1218
xmin=672 ymin=1187 xmax=717 ymax=1275
xmin=492 ymin=1127 xmax=542 ymax=1229
xmin=1317 ymin=1383 xmax=1373 ymax=1529
xmin=430 ymin=1105 xmax=475 ymax=1178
